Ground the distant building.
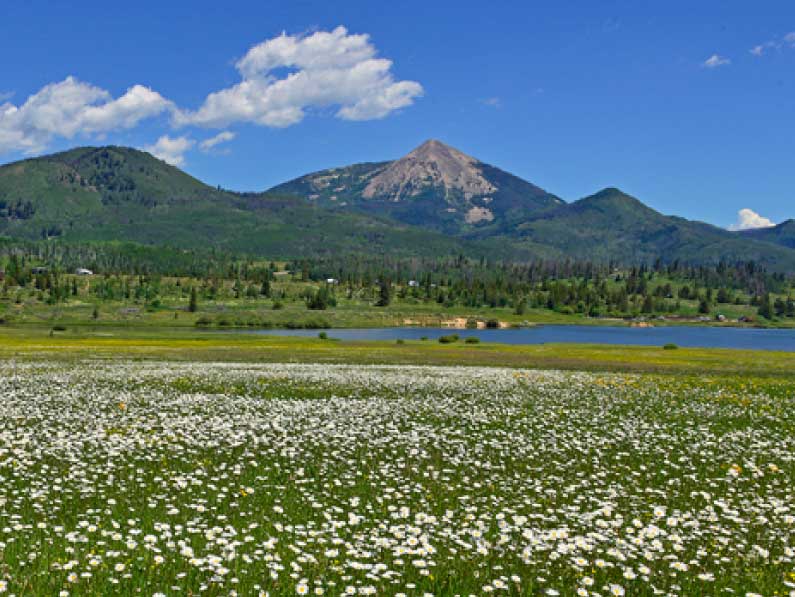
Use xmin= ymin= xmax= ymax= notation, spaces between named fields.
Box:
xmin=75 ymin=268 xmax=94 ymax=276
xmin=408 ymin=280 xmax=420 ymax=287
xmin=326 ymin=278 xmax=339 ymax=285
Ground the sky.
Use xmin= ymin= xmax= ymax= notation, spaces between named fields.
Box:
xmin=1 ymin=0 xmax=793 ymax=230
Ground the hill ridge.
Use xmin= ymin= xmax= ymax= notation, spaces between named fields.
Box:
xmin=1 ymin=143 xmax=794 ymax=270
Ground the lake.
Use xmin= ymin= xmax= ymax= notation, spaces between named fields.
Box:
xmin=235 ymin=324 xmax=795 ymax=351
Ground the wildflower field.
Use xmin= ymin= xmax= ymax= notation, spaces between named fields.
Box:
xmin=0 ymin=360 xmax=793 ymax=596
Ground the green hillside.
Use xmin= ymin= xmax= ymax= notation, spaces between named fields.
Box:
xmin=503 ymin=188 xmax=795 ymax=269
xmin=0 ymin=147 xmax=483 ymax=258
xmin=743 ymin=220 xmax=795 ymax=249
xmin=1 ymin=145 xmax=794 ymax=270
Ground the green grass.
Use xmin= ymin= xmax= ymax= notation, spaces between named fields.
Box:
xmin=3 ymin=281 xmax=793 ymax=330
xmin=1 ymin=325 xmax=794 ymax=378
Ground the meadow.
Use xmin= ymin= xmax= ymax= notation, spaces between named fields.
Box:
xmin=0 ymin=357 xmax=794 ymax=596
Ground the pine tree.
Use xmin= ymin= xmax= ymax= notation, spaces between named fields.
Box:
xmin=188 ymin=287 xmax=198 ymax=313
xmin=642 ymin=295 xmax=654 ymax=314
xmin=376 ymin=280 xmax=391 ymax=307
xmin=757 ymin=293 xmax=773 ymax=319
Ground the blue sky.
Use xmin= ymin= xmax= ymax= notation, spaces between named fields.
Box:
xmin=1 ymin=1 xmax=793 ymax=230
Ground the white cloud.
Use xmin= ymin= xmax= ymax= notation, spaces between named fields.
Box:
xmin=0 ymin=91 xmax=13 ymax=102
xmin=750 ymin=44 xmax=767 ymax=57
xmin=174 ymin=26 xmax=423 ymax=128
xmin=703 ymin=54 xmax=731 ymax=68
xmin=143 ymin=135 xmax=194 ymax=167
xmin=0 ymin=77 xmax=171 ymax=154
xmin=199 ymin=130 xmax=236 ymax=151
xmin=729 ymin=208 xmax=776 ymax=231
xmin=0 ymin=27 xmax=421 ymax=156
xmin=479 ymin=97 xmax=501 ymax=108
xmin=750 ymin=32 xmax=795 ymax=56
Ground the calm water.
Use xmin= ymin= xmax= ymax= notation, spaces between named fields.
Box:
xmin=237 ymin=324 xmax=795 ymax=351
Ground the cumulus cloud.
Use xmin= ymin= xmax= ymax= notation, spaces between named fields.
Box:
xmin=174 ymin=26 xmax=423 ymax=128
xmin=199 ymin=130 xmax=236 ymax=151
xmin=750 ymin=32 xmax=795 ymax=56
xmin=703 ymin=54 xmax=731 ymax=68
xmin=729 ymin=208 xmax=776 ymax=231
xmin=0 ymin=77 xmax=171 ymax=154
xmin=0 ymin=27 xmax=421 ymax=157
xmin=143 ymin=135 xmax=194 ymax=167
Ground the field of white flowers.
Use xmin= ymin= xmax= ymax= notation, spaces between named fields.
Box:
xmin=0 ymin=361 xmax=793 ymax=596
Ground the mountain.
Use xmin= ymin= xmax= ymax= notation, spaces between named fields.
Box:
xmin=0 ymin=146 xmax=488 ymax=258
xmin=270 ymin=139 xmax=563 ymax=234
xmin=742 ymin=220 xmax=795 ymax=249
xmin=500 ymin=188 xmax=795 ymax=268
xmin=1 ymin=143 xmax=794 ymax=270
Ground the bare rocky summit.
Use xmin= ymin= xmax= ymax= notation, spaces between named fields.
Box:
xmin=362 ymin=139 xmax=497 ymax=202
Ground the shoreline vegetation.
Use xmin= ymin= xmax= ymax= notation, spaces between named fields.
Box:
xmin=1 ymin=325 xmax=794 ymax=379
xmin=3 ymin=251 xmax=795 ymax=331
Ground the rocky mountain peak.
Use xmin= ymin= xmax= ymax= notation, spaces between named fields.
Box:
xmin=362 ymin=139 xmax=497 ymax=201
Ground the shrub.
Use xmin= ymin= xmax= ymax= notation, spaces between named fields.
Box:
xmin=305 ymin=318 xmax=331 ymax=329
xmin=438 ymin=334 xmax=460 ymax=344
xmin=396 ymin=338 xmax=405 ymax=345
xmin=272 ymin=301 xmax=284 ymax=310
xmin=465 ymin=336 xmax=480 ymax=344
xmin=486 ymin=319 xmax=500 ymax=329
xmin=52 ymin=324 xmax=67 ymax=332
xmin=663 ymin=343 xmax=678 ymax=350
xmin=318 ymin=331 xmax=328 ymax=340
xmin=195 ymin=316 xmax=213 ymax=326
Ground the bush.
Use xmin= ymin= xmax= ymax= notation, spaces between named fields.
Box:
xmin=272 ymin=301 xmax=284 ymax=310
xmin=464 ymin=336 xmax=480 ymax=344
xmin=485 ymin=319 xmax=500 ymax=329
xmin=52 ymin=324 xmax=67 ymax=332
xmin=396 ymin=338 xmax=405 ymax=345
xmin=195 ymin=316 xmax=213 ymax=327
xmin=306 ymin=287 xmax=337 ymax=311
xmin=305 ymin=318 xmax=331 ymax=329
xmin=663 ymin=343 xmax=678 ymax=350
xmin=420 ymin=336 xmax=429 ymax=341
xmin=438 ymin=334 xmax=460 ymax=344
xmin=318 ymin=331 xmax=328 ymax=340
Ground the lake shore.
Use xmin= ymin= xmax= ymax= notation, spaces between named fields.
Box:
xmin=1 ymin=325 xmax=794 ymax=379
